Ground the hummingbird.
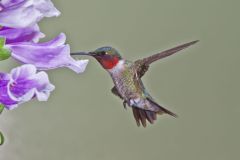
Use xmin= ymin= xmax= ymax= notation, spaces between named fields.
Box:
xmin=71 ymin=40 xmax=198 ymax=127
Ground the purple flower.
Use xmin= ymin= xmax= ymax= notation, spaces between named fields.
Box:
xmin=0 ymin=0 xmax=60 ymax=28
xmin=0 ymin=0 xmax=25 ymax=8
xmin=0 ymin=0 xmax=89 ymax=73
xmin=6 ymin=33 xmax=89 ymax=73
xmin=0 ymin=64 xmax=55 ymax=110
xmin=0 ymin=25 xmax=44 ymax=44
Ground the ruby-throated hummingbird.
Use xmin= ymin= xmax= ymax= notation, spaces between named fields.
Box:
xmin=71 ymin=40 xmax=198 ymax=127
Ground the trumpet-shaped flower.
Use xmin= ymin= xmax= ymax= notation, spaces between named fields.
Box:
xmin=5 ymin=33 xmax=89 ymax=73
xmin=0 ymin=0 xmax=88 ymax=73
xmin=0 ymin=0 xmax=60 ymax=28
xmin=0 ymin=64 xmax=55 ymax=110
xmin=0 ymin=25 xmax=44 ymax=43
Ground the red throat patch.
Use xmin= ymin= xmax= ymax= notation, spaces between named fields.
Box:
xmin=99 ymin=56 xmax=119 ymax=69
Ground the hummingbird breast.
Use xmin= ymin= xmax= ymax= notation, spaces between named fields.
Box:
xmin=108 ymin=60 xmax=144 ymax=102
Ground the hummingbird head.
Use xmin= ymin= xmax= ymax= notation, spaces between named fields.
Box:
xmin=89 ymin=46 xmax=122 ymax=69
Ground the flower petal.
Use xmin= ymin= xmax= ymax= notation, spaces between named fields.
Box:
xmin=30 ymin=71 xmax=55 ymax=101
xmin=7 ymin=33 xmax=89 ymax=73
xmin=10 ymin=62 xmax=37 ymax=81
xmin=67 ymin=59 xmax=89 ymax=74
xmin=1 ymin=0 xmax=24 ymax=8
xmin=38 ymin=32 xmax=65 ymax=47
xmin=0 ymin=0 xmax=60 ymax=28
xmin=0 ymin=25 xmax=44 ymax=43
xmin=0 ymin=73 xmax=10 ymax=87
xmin=0 ymin=64 xmax=55 ymax=109
xmin=0 ymin=79 xmax=18 ymax=108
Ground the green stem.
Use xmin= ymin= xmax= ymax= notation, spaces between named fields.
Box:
xmin=0 ymin=105 xmax=4 ymax=145
xmin=0 ymin=131 xmax=4 ymax=145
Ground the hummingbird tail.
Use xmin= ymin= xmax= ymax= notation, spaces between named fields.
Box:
xmin=132 ymin=107 xmax=156 ymax=127
xmin=132 ymin=98 xmax=177 ymax=127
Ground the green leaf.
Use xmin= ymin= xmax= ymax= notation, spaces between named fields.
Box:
xmin=0 ymin=37 xmax=5 ymax=48
xmin=0 ymin=104 xmax=4 ymax=114
xmin=0 ymin=131 xmax=4 ymax=145
xmin=0 ymin=48 xmax=11 ymax=61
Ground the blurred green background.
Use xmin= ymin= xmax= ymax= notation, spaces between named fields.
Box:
xmin=0 ymin=0 xmax=239 ymax=159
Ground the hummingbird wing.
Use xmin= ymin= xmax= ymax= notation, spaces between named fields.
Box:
xmin=111 ymin=86 xmax=128 ymax=109
xmin=111 ymin=86 xmax=122 ymax=99
xmin=134 ymin=40 xmax=199 ymax=78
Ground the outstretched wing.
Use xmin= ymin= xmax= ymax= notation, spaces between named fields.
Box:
xmin=134 ymin=40 xmax=199 ymax=78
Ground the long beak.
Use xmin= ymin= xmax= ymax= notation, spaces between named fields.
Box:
xmin=70 ymin=52 xmax=97 ymax=56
